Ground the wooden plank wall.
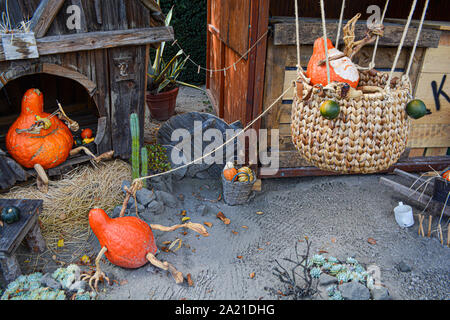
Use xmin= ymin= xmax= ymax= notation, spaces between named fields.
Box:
xmin=207 ymin=0 xmax=269 ymax=128
xmin=409 ymin=32 xmax=450 ymax=157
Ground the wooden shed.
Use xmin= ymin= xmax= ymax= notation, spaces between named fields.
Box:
xmin=206 ymin=0 xmax=450 ymax=178
xmin=0 ymin=0 xmax=173 ymax=162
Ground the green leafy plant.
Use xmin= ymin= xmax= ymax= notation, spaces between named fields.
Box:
xmin=147 ymin=4 xmax=203 ymax=94
xmin=146 ymin=144 xmax=172 ymax=173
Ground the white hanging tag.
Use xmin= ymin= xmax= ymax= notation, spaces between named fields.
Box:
xmin=224 ymin=69 xmax=226 ymax=77
xmin=171 ymin=39 xmax=178 ymax=46
xmin=233 ymin=63 xmax=237 ymax=71
xmin=198 ymin=65 xmax=201 ymax=74
xmin=210 ymin=70 xmax=213 ymax=78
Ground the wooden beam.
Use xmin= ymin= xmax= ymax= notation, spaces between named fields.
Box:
xmin=0 ymin=27 xmax=174 ymax=61
xmin=271 ymin=19 xmax=442 ymax=48
xmin=30 ymin=0 xmax=66 ymax=38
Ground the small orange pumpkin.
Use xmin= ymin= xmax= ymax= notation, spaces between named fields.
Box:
xmin=89 ymin=208 xmax=158 ymax=269
xmin=443 ymin=170 xmax=450 ymax=182
xmin=307 ymin=38 xmax=359 ymax=88
xmin=81 ymin=128 xmax=93 ymax=140
xmin=6 ymin=89 xmax=74 ymax=169
xmin=223 ymin=162 xmax=238 ymax=181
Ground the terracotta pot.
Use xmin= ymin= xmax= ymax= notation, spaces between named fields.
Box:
xmin=146 ymin=87 xmax=179 ymax=121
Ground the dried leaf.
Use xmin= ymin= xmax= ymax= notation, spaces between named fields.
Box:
xmin=368 ymin=237 xmax=377 ymax=245
xmin=256 ymin=211 xmax=264 ymax=215
xmin=181 ymin=210 xmax=187 ymax=216
xmin=217 ymin=212 xmax=231 ymax=225
xmin=80 ymin=255 xmax=91 ymax=264
xmin=162 ymin=241 xmax=172 ymax=245
xmin=120 ymin=280 xmax=128 ymax=286
xmin=187 ymin=274 xmax=194 ymax=287
xmin=237 ymin=256 xmax=243 ymax=259
xmin=57 ymin=239 xmax=64 ymax=248
xmin=204 ymin=222 xmax=213 ymax=228
xmin=232 ymin=231 xmax=238 ymax=235
xmin=182 ymin=217 xmax=191 ymax=223
xmin=250 ymin=272 xmax=255 ymax=279
xmin=319 ymin=250 xmax=328 ymax=254
xmin=257 ymin=248 xmax=264 ymax=251
xmin=331 ymin=237 xmax=337 ymax=243
xmin=242 ymin=226 xmax=249 ymax=229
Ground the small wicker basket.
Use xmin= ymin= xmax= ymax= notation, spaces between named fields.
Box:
xmin=291 ymin=70 xmax=411 ymax=174
xmin=221 ymin=171 xmax=255 ymax=206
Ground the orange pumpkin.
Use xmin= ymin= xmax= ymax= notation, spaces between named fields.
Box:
xmin=307 ymin=38 xmax=359 ymax=88
xmin=223 ymin=162 xmax=238 ymax=181
xmin=443 ymin=170 xmax=450 ymax=182
xmin=81 ymin=128 xmax=93 ymax=140
xmin=89 ymin=208 xmax=158 ymax=269
xmin=6 ymin=89 xmax=73 ymax=169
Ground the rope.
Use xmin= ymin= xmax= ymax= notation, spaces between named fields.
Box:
xmin=294 ymin=0 xmax=302 ymax=74
xmin=293 ymin=0 xmax=310 ymax=83
xmin=335 ymin=0 xmax=346 ymax=49
xmin=405 ymin=0 xmax=430 ymax=77
xmin=172 ymin=30 xmax=269 ymax=75
xmin=132 ymin=82 xmax=297 ymax=186
xmin=319 ymin=0 xmax=331 ymax=85
xmin=369 ymin=0 xmax=390 ymax=70
xmin=386 ymin=0 xmax=418 ymax=90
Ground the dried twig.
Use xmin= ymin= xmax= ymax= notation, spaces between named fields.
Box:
xmin=266 ymin=237 xmax=318 ymax=300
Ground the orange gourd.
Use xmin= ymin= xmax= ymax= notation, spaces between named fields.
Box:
xmin=89 ymin=208 xmax=158 ymax=269
xmin=443 ymin=170 xmax=450 ymax=182
xmin=223 ymin=162 xmax=238 ymax=181
xmin=307 ymin=38 xmax=359 ymax=88
xmin=81 ymin=128 xmax=93 ymax=140
xmin=6 ymin=89 xmax=74 ymax=169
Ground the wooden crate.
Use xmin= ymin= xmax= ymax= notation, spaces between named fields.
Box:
xmin=260 ymin=18 xmax=450 ymax=177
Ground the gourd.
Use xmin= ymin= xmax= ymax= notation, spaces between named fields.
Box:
xmin=443 ymin=170 xmax=450 ymax=182
xmin=320 ymin=100 xmax=341 ymax=120
xmin=81 ymin=128 xmax=93 ymax=140
xmin=406 ymin=99 xmax=431 ymax=119
xmin=223 ymin=162 xmax=238 ymax=181
xmin=6 ymin=89 xmax=74 ymax=169
xmin=88 ymin=208 xmax=157 ymax=269
xmin=1 ymin=206 xmax=21 ymax=224
xmin=237 ymin=167 xmax=254 ymax=182
xmin=307 ymin=38 xmax=359 ymax=88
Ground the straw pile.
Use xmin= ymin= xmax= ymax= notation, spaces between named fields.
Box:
xmin=0 ymin=160 xmax=131 ymax=251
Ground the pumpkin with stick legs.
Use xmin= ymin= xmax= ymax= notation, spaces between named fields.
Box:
xmin=82 ymin=181 xmax=209 ymax=291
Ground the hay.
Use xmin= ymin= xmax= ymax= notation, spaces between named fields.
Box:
xmin=0 ymin=160 xmax=131 ymax=251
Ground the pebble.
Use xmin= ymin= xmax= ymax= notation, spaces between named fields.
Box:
xmin=397 ymin=261 xmax=412 ymax=273
xmin=339 ymin=281 xmax=371 ymax=300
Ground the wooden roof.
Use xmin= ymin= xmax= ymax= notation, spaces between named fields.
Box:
xmin=0 ymin=0 xmax=173 ymax=62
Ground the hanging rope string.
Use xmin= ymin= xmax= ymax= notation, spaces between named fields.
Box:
xmin=335 ymin=0 xmax=346 ymax=49
xmin=171 ymin=30 xmax=269 ymax=76
xmin=319 ymin=0 xmax=331 ymax=85
xmin=405 ymin=0 xmax=430 ymax=77
xmin=386 ymin=0 xmax=418 ymax=90
xmin=368 ymin=0 xmax=390 ymax=70
xmin=293 ymin=0 xmax=310 ymax=83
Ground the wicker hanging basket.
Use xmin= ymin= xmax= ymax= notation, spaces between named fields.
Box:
xmin=291 ymin=70 xmax=411 ymax=174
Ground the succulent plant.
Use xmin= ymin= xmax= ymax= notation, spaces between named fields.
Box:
xmin=327 ymin=256 xmax=339 ymax=264
xmin=312 ymin=254 xmax=326 ymax=266
xmin=330 ymin=291 xmax=344 ymax=300
xmin=327 ymin=285 xmax=338 ymax=297
xmin=310 ymin=267 xmax=322 ymax=279
xmin=346 ymin=257 xmax=359 ymax=265
xmin=336 ymin=270 xmax=353 ymax=283
xmin=322 ymin=262 xmax=333 ymax=271
xmin=329 ymin=264 xmax=345 ymax=275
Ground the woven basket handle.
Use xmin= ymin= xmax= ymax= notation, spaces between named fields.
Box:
xmin=231 ymin=172 xmax=250 ymax=183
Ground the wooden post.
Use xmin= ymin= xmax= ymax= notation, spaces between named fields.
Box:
xmin=25 ymin=222 xmax=46 ymax=253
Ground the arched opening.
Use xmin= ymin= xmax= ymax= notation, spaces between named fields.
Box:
xmin=0 ymin=73 xmax=99 ymax=153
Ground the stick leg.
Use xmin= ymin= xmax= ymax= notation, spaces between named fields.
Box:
xmin=150 ymin=222 xmax=209 ymax=237
xmin=146 ymin=253 xmax=183 ymax=284
xmin=34 ymin=164 xmax=49 ymax=193
xmin=80 ymin=246 xmax=110 ymax=292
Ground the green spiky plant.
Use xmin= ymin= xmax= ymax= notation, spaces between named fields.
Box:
xmin=130 ymin=113 xmax=149 ymax=187
xmin=147 ymin=4 xmax=203 ymax=94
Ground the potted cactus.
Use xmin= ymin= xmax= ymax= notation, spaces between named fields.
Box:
xmin=146 ymin=5 xmax=202 ymax=121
